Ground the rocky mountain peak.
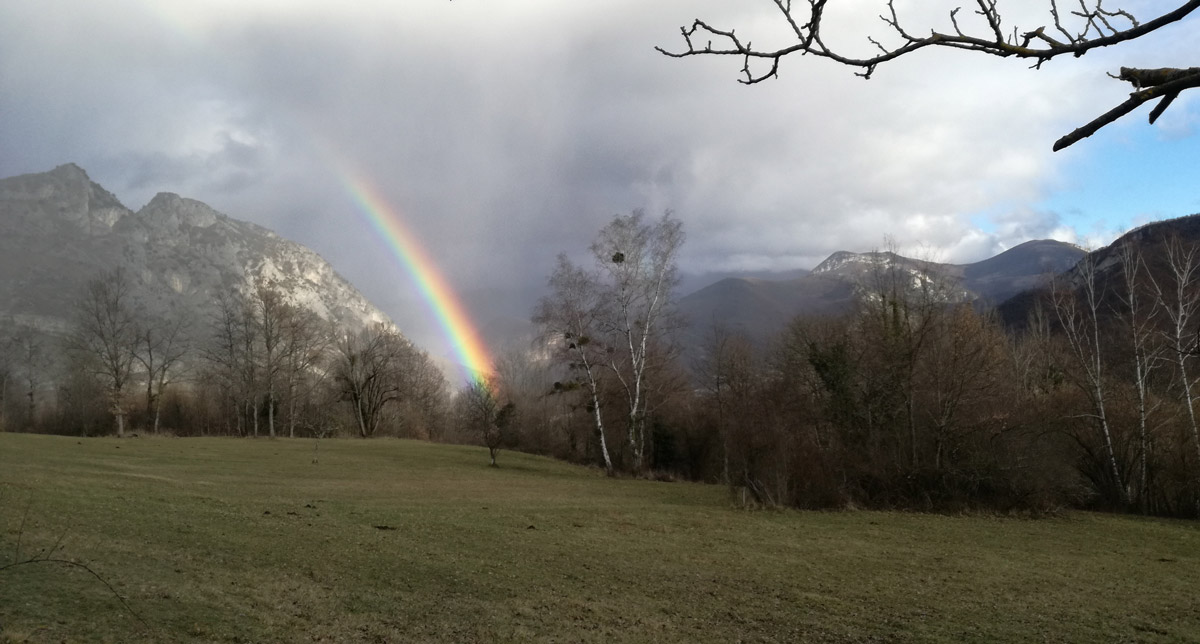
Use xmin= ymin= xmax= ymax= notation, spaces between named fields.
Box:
xmin=1 ymin=164 xmax=397 ymax=344
xmin=49 ymin=162 xmax=89 ymax=180
xmin=812 ymin=250 xmax=902 ymax=275
xmin=0 ymin=162 xmax=129 ymax=236
xmin=135 ymin=192 xmax=223 ymax=231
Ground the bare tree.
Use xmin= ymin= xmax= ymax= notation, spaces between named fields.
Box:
xmin=279 ymin=307 xmax=330 ymax=439
xmin=68 ymin=268 xmax=138 ymax=437
xmin=695 ymin=323 xmax=758 ymax=485
xmin=133 ymin=315 xmax=188 ymax=434
xmin=921 ymin=304 xmax=1010 ymax=474
xmin=392 ymin=343 xmax=449 ymax=440
xmin=534 ymin=254 xmax=617 ymax=474
xmin=1114 ymin=241 xmax=1164 ymax=511
xmin=203 ymin=289 xmax=256 ymax=436
xmin=1154 ymin=235 xmax=1200 ymax=504
xmin=1051 ymin=254 xmax=1127 ymax=505
xmin=334 ymin=324 xmax=407 ymax=438
xmin=659 ymin=1 xmax=1199 ymax=149
xmin=458 ymin=377 xmax=515 ymax=467
xmin=597 ymin=211 xmax=687 ymax=473
xmin=12 ymin=328 xmax=47 ymax=431
xmin=254 ymin=283 xmax=289 ymax=439
xmin=855 ymin=248 xmax=953 ymax=470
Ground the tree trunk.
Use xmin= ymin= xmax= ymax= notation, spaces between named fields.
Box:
xmin=146 ymin=381 xmax=154 ymax=431
xmin=355 ymin=396 xmax=368 ymax=438
xmin=26 ymin=387 xmax=35 ymax=431
xmin=589 ymin=383 xmax=613 ymax=475
xmin=1090 ymin=353 xmax=1125 ymax=505
xmin=152 ymin=393 xmax=161 ymax=435
xmin=267 ymin=383 xmax=276 ymax=439
xmin=288 ymin=389 xmax=297 ymax=439
xmin=0 ymin=374 xmax=7 ymax=431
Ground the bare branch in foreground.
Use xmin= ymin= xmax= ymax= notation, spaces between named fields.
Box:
xmin=658 ymin=1 xmax=1200 ymax=149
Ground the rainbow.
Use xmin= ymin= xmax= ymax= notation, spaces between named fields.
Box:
xmin=131 ymin=5 xmax=495 ymax=388
xmin=336 ymin=172 xmax=494 ymax=388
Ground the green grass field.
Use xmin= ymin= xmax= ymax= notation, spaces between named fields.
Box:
xmin=1 ymin=433 xmax=1198 ymax=643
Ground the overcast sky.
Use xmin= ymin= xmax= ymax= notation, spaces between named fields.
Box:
xmin=2 ymin=0 xmax=1198 ymax=358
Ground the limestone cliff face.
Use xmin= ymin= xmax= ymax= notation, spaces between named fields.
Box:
xmin=0 ymin=164 xmax=393 ymax=339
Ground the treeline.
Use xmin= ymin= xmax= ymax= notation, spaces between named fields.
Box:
xmin=0 ymin=268 xmax=449 ymax=441
xmin=492 ymin=214 xmax=1200 ymax=518
xmin=7 ymin=215 xmax=1200 ymax=519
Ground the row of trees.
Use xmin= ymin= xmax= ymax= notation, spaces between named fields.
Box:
xmin=1037 ymin=234 xmax=1200 ymax=514
xmin=0 ymin=268 xmax=449 ymax=441
xmin=509 ymin=212 xmax=1200 ymax=516
xmin=9 ymin=210 xmax=1200 ymax=517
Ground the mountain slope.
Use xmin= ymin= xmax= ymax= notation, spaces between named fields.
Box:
xmin=0 ymin=164 xmax=393 ymax=339
xmin=997 ymin=213 xmax=1200 ymax=328
xmin=677 ymin=239 xmax=1084 ymax=346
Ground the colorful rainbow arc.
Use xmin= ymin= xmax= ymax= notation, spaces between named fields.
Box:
xmin=132 ymin=3 xmax=495 ymax=389
xmin=337 ymin=173 xmax=494 ymax=388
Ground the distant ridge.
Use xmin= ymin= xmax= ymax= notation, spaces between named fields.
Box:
xmin=677 ymin=239 xmax=1085 ymax=348
xmin=997 ymin=213 xmax=1200 ymax=328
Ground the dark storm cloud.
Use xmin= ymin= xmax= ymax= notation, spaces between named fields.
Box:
xmin=2 ymin=0 xmax=1195 ymax=355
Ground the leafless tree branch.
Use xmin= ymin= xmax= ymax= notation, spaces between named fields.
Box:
xmin=658 ymin=1 xmax=1199 ymax=149
xmin=1 ymin=490 xmax=151 ymax=631
xmin=1053 ymin=67 xmax=1200 ymax=150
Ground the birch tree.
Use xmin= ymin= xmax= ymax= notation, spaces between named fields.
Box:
xmin=590 ymin=211 xmax=685 ymax=472
xmin=1114 ymin=241 xmax=1163 ymax=511
xmin=1051 ymin=255 xmax=1127 ymax=505
xmin=534 ymin=254 xmax=616 ymax=474
xmin=535 ymin=211 xmax=685 ymax=474
xmin=1155 ymin=235 xmax=1200 ymax=505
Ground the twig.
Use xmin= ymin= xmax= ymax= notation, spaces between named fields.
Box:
xmin=0 ymin=557 xmax=150 ymax=629
xmin=2 ymin=489 xmax=152 ymax=632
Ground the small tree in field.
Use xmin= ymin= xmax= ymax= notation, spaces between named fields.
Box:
xmin=458 ymin=378 xmax=515 ymax=467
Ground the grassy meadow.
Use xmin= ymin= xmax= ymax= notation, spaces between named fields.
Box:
xmin=1 ymin=433 xmax=1198 ymax=643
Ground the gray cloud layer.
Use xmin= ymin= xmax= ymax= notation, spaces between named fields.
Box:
xmin=2 ymin=0 xmax=1195 ymax=354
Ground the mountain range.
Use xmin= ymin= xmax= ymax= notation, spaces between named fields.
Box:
xmin=8 ymin=163 xmax=1188 ymax=374
xmin=677 ymin=239 xmax=1085 ymax=347
xmin=0 ymin=164 xmax=393 ymax=344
